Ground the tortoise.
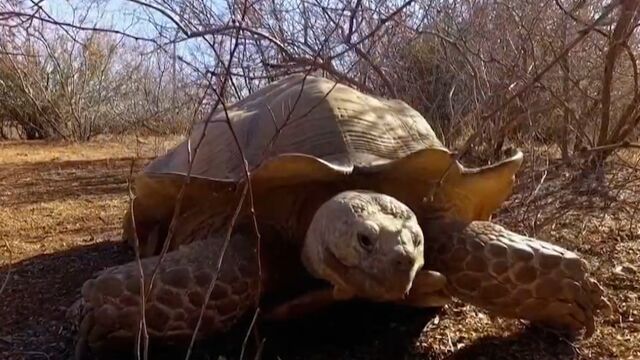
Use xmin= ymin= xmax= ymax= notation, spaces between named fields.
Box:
xmin=70 ymin=74 xmax=610 ymax=356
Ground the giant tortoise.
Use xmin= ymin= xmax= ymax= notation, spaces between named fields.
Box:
xmin=71 ymin=74 xmax=610 ymax=356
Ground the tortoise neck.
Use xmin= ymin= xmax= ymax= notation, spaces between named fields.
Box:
xmin=418 ymin=215 xmax=471 ymax=271
xmin=252 ymin=182 xmax=346 ymax=245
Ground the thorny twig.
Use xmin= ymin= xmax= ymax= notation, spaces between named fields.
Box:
xmin=124 ymin=60 xmax=234 ymax=360
xmin=127 ymin=136 xmax=149 ymax=360
xmin=184 ymin=12 xmax=347 ymax=356
xmin=0 ymin=239 xmax=12 ymax=298
xmin=122 ymin=71 xmax=229 ymax=359
xmin=259 ymin=19 xmax=344 ymax=161
xmin=127 ymin=70 xmax=228 ymax=357
xmin=185 ymin=183 xmax=249 ymax=360
xmin=129 ymin=194 xmax=149 ymax=359
xmin=142 ymin=74 xmax=218 ymax=302
xmin=185 ymin=3 xmax=263 ymax=359
xmin=240 ymin=308 xmax=261 ymax=360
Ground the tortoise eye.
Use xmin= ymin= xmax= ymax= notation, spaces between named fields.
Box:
xmin=357 ymin=233 xmax=374 ymax=250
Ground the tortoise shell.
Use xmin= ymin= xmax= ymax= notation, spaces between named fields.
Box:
xmin=125 ymin=74 xmax=523 ymax=253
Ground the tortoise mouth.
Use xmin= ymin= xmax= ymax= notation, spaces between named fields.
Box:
xmin=323 ymin=247 xmax=410 ymax=301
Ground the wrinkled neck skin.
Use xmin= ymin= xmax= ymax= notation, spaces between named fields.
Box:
xmin=417 ymin=213 xmax=471 ymax=270
xmin=252 ymin=177 xmax=472 ymax=295
xmin=300 ymin=213 xmax=354 ymax=298
xmin=250 ymin=183 xmax=352 ymax=297
xmin=251 ymin=182 xmax=345 ymax=242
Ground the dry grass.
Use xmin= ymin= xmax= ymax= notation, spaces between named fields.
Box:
xmin=0 ymin=135 xmax=181 ymax=262
xmin=0 ymin=137 xmax=638 ymax=360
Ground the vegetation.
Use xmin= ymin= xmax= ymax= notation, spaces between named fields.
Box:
xmin=0 ymin=0 xmax=639 ymax=359
xmin=1 ymin=0 xmax=639 ymax=164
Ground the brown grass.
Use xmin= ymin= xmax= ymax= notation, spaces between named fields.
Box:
xmin=0 ymin=137 xmax=638 ymax=360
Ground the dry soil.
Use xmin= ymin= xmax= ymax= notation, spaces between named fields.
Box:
xmin=0 ymin=137 xmax=638 ymax=360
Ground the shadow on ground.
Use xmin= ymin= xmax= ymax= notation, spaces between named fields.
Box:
xmin=0 ymin=239 xmax=439 ymax=360
xmin=0 ymin=241 xmax=133 ymax=359
xmin=0 ymin=240 xmax=581 ymax=360
xmin=441 ymin=326 xmax=579 ymax=360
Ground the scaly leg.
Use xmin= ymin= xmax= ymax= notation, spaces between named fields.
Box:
xmin=263 ymin=268 xmax=452 ymax=321
xmin=69 ymin=225 xmax=261 ymax=358
xmin=421 ymin=218 xmax=611 ymax=338
xmin=262 ymin=288 xmax=336 ymax=321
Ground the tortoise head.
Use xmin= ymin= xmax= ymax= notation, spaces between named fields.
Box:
xmin=301 ymin=190 xmax=424 ymax=302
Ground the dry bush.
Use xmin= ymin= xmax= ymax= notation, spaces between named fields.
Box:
xmin=0 ymin=2 xmax=201 ymax=140
xmin=2 ymin=0 xmax=639 ymax=162
xmin=385 ymin=0 xmax=640 ymax=166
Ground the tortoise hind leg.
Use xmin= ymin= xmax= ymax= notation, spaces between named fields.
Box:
xmin=72 ymin=224 xmax=261 ymax=357
xmin=421 ymin=219 xmax=611 ymax=338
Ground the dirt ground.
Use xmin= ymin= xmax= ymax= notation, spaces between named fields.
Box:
xmin=0 ymin=136 xmax=638 ymax=360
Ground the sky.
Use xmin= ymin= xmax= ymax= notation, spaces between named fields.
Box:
xmin=43 ymin=0 xmax=166 ymax=38
xmin=40 ymin=0 xmax=221 ymax=67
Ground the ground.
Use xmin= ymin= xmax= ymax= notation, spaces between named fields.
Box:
xmin=0 ymin=137 xmax=638 ymax=360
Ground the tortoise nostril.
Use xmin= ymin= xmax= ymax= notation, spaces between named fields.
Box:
xmin=394 ymin=254 xmax=415 ymax=271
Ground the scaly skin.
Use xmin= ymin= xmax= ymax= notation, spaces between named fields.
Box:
xmin=73 ymin=226 xmax=261 ymax=355
xmin=72 ymin=190 xmax=427 ymax=356
xmin=261 ymin=217 xmax=611 ymax=338
xmin=262 ymin=270 xmax=451 ymax=321
xmin=421 ymin=218 xmax=611 ymax=337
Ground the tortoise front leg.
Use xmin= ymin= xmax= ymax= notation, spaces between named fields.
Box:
xmin=261 ymin=288 xmax=336 ymax=321
xmin=399 ymin=270 xmax=452 ymax=307
xmin=70 ymin=226 xmax=261 ymax=358
xmin=263 ymin=269 xmax=452 ymax=322
xmin=421 ymin=218 xmax=611 ymax=338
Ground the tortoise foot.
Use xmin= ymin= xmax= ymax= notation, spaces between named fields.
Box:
xmin=401 ymin=270 xmax=452 ymax=307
